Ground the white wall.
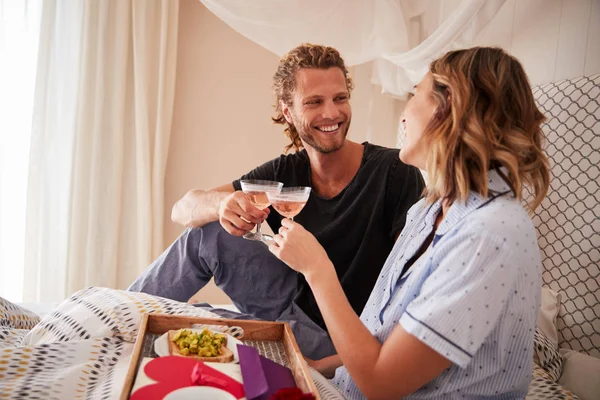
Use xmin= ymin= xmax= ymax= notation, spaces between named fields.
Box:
xmin=438 ymin=0 xmax=600 ymax=85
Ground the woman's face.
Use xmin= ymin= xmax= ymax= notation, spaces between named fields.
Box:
xmin=399 ymin=73 xmax=438 ymax=170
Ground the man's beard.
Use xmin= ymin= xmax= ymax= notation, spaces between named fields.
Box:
xmin=292 ymin=116 xmax=351 ymax=154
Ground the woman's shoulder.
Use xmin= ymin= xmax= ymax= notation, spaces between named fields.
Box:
xmin=435 ymin=194 xmax=539 ymax=258
xmin=467 ymin=195 xmax=535 ymax=236
xmin=452 ymin=195 xmax=541 ymax=267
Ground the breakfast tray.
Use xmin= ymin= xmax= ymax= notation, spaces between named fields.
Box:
xmin=120 ymin=313 xmax=320 ymax=399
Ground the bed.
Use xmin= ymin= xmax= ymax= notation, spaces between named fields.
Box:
xmin=1 ymin=74 xmax=598 ymax=399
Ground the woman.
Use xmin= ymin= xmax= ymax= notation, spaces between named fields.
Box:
xmin=268 ymin=47 xmax=550 ymax=399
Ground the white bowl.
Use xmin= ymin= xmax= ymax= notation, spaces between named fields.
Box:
xmin=164 ymin=386 xmax=236 ymax=400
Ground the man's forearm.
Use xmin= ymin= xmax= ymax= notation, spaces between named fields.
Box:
xmin=171 ymin=189 xmax=230 ymax=228
xmin=314 ymin=354 xmax=342 ymax=378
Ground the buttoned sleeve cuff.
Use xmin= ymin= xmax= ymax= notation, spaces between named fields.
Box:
xmin=400 ymin=311 xmax=473 ymax=369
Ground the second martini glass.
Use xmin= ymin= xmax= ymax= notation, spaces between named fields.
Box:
xmin=266 ymin=186 xmax=311 ymax=222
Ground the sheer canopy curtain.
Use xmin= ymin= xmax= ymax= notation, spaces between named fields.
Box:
xmin=199 ymin=0 xmax=506 ymax=97
xmin=23 ymin=0 xmax=179 ymax=303
xmin=0 ymin=0 xmax=42 ymax=303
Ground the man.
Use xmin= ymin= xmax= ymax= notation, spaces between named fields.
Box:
xmin=129 ymin=44 xmax=424 ymax=359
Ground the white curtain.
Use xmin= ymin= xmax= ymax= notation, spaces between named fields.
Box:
xmin=199 ymin=0 xmax=506 ymax=97
xmin=0 ymin=0 xmax=42 ymax=303
xmin=23 ymin=0 xmax=179 ymax=302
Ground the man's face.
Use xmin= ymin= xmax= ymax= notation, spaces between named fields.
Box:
xmin=282 ymin=68 xmax=352 ymax=154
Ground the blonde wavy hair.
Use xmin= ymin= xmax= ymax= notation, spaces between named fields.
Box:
xmin=272 ymin=43 xmax=354 ymax=153
xmin=423 ymin=47 xmax=550 ymax=212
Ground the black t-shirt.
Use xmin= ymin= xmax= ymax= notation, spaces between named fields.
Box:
xmin=232 ymin=142 xmax=425 ymax=329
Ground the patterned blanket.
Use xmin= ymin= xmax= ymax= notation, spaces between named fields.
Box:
xmin=0 ymin=287 xmax=219 ymax=399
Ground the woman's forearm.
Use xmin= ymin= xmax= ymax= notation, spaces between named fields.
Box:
xmin=306 ymin=266 xmax=384 ymax=394
xmin=307 ymin=266 xmax=451 ymax=399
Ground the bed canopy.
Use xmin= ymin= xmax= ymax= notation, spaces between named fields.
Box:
xmin=198 ymin=0 xmax=506 ymax=97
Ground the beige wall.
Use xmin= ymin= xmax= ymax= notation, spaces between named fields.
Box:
xmin=164 ymin=0 xmax=402 ymax=304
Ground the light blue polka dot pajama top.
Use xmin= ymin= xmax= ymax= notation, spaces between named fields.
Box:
xmin=333 ymin=169 xmax=542 ymax=399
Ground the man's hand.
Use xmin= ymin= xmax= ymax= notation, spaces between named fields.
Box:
xmin=304 ymin=355 xmax=342 ymax=379
xmin=218 ymin=191 xmax=270 ymax=236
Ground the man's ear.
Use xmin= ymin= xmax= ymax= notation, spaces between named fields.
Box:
xmin=281 ymin=100 xmax=293 ymax=124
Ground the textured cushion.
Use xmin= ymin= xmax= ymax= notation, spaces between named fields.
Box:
xmin=538 ymin=286 xmax=561 ymax=348
xmin=0 ymin=296 xmax=41 ymax=330
xmin=0 ymin=297 xmax=42 ymax=349
xmin=533 ymin=327 xmax=564 ymax=381
xmin=558 ymin=349 xmax=600 ymax=400
xmin=527 ymin=364 xmax=580 ymax=399
xmin=526 ymin=326 xmax=581 ymax=399
xmin=531 ymin=74 xmax=600 ymax=359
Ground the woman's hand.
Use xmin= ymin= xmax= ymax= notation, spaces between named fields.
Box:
xmin=268 ymin=218 xmax=334 ymax=283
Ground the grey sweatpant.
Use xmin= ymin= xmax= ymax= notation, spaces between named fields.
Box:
xmin=128 ymin=222 xmax=336 ymax=359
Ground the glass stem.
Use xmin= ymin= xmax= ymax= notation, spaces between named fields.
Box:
xmin=256 ymin=219 xmax=262 ymax=235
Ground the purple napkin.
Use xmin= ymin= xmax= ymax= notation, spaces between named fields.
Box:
xmin=237 ymin=344 xmax=297 ymax=400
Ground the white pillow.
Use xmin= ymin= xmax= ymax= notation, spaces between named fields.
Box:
xmin=558 ymin=348 xmax=600 ymax=400
xmin=537 ymin=286 xmax=561 ymax=348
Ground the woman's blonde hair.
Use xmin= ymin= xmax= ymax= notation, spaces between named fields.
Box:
xmin=423 ymin=47 xmax=550 ymax=211
xmin=272 ymin=43 xmax=354 ymax=153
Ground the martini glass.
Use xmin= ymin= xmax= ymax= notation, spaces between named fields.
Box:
xmin=266 ymin=187 xmax=311 ymax=222
xmin=240 ymin=179 xmax=283 ymax=241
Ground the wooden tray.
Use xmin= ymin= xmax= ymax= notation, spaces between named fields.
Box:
xmin=120 ymin=313 xmax=320 ymax=399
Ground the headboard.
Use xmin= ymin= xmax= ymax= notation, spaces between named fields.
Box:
xmin=395 ymin=74 xmax=600 ymax=357
xmin=531 ymin=74 xmax=600 ymax=358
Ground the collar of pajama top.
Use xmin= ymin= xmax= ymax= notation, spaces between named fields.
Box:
xmin=332 ymin=169 xmax=543 ymax=399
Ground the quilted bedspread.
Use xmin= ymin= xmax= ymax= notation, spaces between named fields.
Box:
xmin=0 ymin=287 xmax=219 ymax=399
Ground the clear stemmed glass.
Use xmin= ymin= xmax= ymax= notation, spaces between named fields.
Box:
xmin=266 ymin=187 xmax=311 ymax=222
xmin=240 ymin=179 xmax=283 ymax=241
